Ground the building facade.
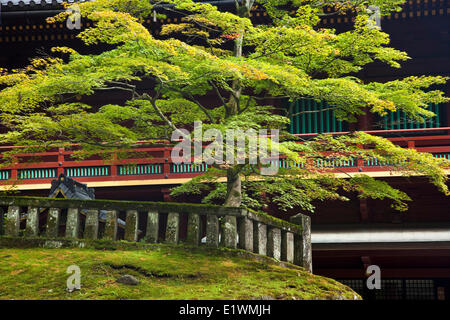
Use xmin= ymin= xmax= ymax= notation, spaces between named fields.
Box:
xmin=0 ymin=0 xmax=449 ymax=300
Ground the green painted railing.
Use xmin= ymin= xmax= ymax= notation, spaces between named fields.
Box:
xmin=364 ymin=158 xmax=406 ymax=167
xmin=118 ymin=164 xmax=162 ymax=175
xmin=0 ymin=170 xmax=10 ymax=180
xmin=273 ymin=159 xmax=304 ymax=169
xmin=365 ymin=154 xmax=450 ymax=166
xmin=65 ymin=166 xmax=110 ymax=177
xmin=171 ymin=163 xmax=209 ymax=174
xmin=275 ymin=154 xmax=448 ymax=169
xmin=315 ymin=158 xmax=356 ymax=168
xmin=18 ymin=168 xmax=56 ymax=179
xmin=380 ymin=103 xmax=443 ymax=130
xmin=433 ymin=153 xmax=450 ymax=160
xmin=271 ymin=158 xmax=356 ymax=169
xmin=287 ymin=99 xmax=348 ymax=134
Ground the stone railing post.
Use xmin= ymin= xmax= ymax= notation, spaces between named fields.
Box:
xmin=206 ymin=215 xmax=219 ymax=247
xmin=146 ymin=211 xmax=159 ymax=243
xmin=238 ymin=217 xmax=253 ymax=251
xmin=267 ymin=227 xmax=281 ymax=260
xmin=6 ymin=206 xmax=20 ymax=237
xmin=25 ymin=207 xmax=39 ymax=237
xmin=84 ymin=209 xmax=99 ymax=240
xmin=46 ymin=208 xmax=61 ymax=238
xmin=281 ymin=231 xmax=294 ymax=264
xmin=253 ymin=222 xmax=267 ymax=255
xmin=125 ymin=209 xmax=139 ymax=242
xmin=104 ymin=210 xmax=118 ymax=240
xmin=290 ymin=213 xmax=312 ymax=273
xmin=66 ymin=208 xmax=80 ymax=238
xmin=186 ymin=213 xmax=201 ymax=245
xmin=165 ymin=212 xmax=180 ymax=244
xmin=223 ymin=215 xmax=237 ymax=248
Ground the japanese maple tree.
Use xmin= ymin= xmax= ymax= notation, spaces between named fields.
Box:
xmin=0 ymin=0 xmax=448 ymax=213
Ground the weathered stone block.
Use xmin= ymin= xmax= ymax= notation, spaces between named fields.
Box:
xmin=25 ymin=207 xmax=39 ymax=237
xmin=6 ymin=206 xmax=20 ymax=237
xmin=104 ymin=210 xmax=118 ymax=241
xmin=253 ymin=222 xmax=267 ymax=256
xmin=267 ymin=227 xmax=281 ymax=260
xmin=145 ymin=211 xmax=159 ymax=243
xmin=165 ymin=212 xmax=179 ymax=244
xmin=186 ymin=213 xmax=201 ymax=245
xmin=65 ymin=208 xmax=80 ymax=239
xmin=84 ymin=209 xmax=99 ymax=240
xmin=223 ymin=215 xmax=237 ymax=249
xmin=206 ymin=215 xmax=219 ymax=247
xmin=124 ymin=210 xmax=139 ymax=242
xmin=290 ymin=213 xmax=312 ymax=272
xmin=46 ymin=207 xmax=61 ymax=238
xmin=238 ymin=217 xmax=253 ymax=252
xmin=281 ymin=231 xmax=294 ymax=263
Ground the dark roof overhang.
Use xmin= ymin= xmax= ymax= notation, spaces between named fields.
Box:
xmin=0 ymin=0 xmax=239 ymax=23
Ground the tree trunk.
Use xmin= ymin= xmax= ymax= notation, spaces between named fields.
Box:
xmin=224 ymin=167 xmax=242 ymax=207
xmin=223 ymin=1 xmax=254 ymax=207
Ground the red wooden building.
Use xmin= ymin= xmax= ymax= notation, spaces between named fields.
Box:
xmin=0 ymin=0 xmax=449 ymax=300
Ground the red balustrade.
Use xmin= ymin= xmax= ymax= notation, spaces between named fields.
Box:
xmin=0 ymin=128 xmax=449 ymax=187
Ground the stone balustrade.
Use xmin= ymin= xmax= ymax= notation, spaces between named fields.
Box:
xmin=0 ymin=196 xmax=312 ymax=272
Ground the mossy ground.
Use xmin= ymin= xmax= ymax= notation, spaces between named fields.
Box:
xmin=0 ymin=245 xmax=359 ymax=300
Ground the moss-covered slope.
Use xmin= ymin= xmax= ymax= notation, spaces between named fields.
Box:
xmin=0 ymin=245 xmax=360 ymax=300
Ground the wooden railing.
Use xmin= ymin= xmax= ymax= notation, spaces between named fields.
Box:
xmin=0 ymin=128 xmax=449 ymax=186
xmin=0 ymin=196 xmax=312 ymax=272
